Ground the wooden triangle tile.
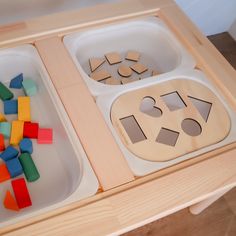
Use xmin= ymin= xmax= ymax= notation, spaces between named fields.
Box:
xmin=89 ymin=58 xmax=105 ymax=72
xmin=105 ymin=52 xmax=122 ymax=65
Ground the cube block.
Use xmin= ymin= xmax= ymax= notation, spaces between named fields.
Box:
xmin=4 ymin=100 xmax=18 ymax=114
xmin=0 ymin=146 xmax=19 ymax=161
xmin=0 ymin=163 xmax=11 ymax=183
xmin=19 ymin=138 xmax=33 ymax=154
xmin=0 ymin=82 xmax=14 ymax=101
xmin=6 ymin=158 xmax=23 ymax=178
xmin=37 ymin=128 xmax=53 ymax=144
xmin=10 ymin=120 xmax=24 ymax=146
xmin=0 ymin=122 xmax=11 ymax=138
xmin=22 ymin=79 xmax=37 ymax=96
xmin=9 ymin=73 xmax=23 ymax=89
xmin=23 ymin=122 xmax=39 ymax=139
xmin=18 ymin=96 xmax=31 ymax=121
xmin=11 ymin=178 xmax=32 ymax=209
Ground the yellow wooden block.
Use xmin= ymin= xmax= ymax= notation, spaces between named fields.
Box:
xmin=0 ymin=113 xmax=6 ymax=122
xmin=18 ymin=96 xmax=31 ymax=121
xmin=10 ymin=121 xmax=24 ymax=146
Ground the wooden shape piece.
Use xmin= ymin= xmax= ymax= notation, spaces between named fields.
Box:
xmin=130 ymin=63 xmax=148 ymax=74
xmin=125 ymin=51 xmax=140 ymax=62
xmin=23 ymin=122 xmax=39 ymax=139
xmin=22 ymin=79 xmax=37 ymax=96
xmin=11 ymin=178 xmax=32 ymax=209
xmin=1 ymin=146 xmax=19 ymax=161
xmin=10 ymin=73 xmax=23 ymax=89
xmin=118 ymin=65 xmax=132 ymax=78
xmin=121 ymin=77 xmax=139 ymax=84
xmin=105 ymin=52 xmax=122 ymax=65
xmin=89 ymin=58 xmax=105 ymax=72
xmin=106 ymin=77 xmax=121 ymax=85
xmin=152 ymin=70 xmax=160 ymax=76
xmin=6 ymin=158 xmax=23 ymax=178
xmin=37 ymin=128 xmax=53 ymax=144
xmin=0 ymin=82 xmax=14 ymax=101
xmin=90 ymin=69 xmax=111 ymax=81
xmin=0 ymin=122 xmax=11 ymax=138
xmin=18 ymin=96 xmax=31 ymax=122
xmin=0 ymin=113 xmax=7 ymax=122
xmin=0 ymin=133 xmax=5 ymax=151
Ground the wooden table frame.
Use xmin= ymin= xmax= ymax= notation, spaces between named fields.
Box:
xmin=0 ymin=0 xmax=236 ymax=235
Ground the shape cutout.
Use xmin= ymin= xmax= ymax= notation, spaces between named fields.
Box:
xmin=156 ymin=128 xmax=179 ymax=146
xmin=188 ymin=96 xmax=212 ymax=122
xmin=140 ymin=97 xmax=162 ymax=117
xmin=181 ymin=118 xmax=202 ymax=136
xmin=120 ymin=115 xmax=146 ymax=143
xmin=161 ymin=91 xmax=186 ymax=111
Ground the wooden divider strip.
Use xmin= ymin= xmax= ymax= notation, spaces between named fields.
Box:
xmin=35 ymin=37 xmax=134 ymax=190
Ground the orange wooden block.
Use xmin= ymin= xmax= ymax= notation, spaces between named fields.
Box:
xmin=3 ymin=190 xmax=20 ymax=211
xmin=0 ymin=163 xmax=11 ymax=183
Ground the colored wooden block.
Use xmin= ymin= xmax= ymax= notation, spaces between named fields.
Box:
xmin=37 ymin=128 xmax=53 ymax=144
xmin=9 ymin=73 xmax=23 ymax=89
xmin=0 ymin=113 xmax=7 ymax=122
xmin=10 ymin=120 xmax=24 ymax=146
xmin=19 ymin=138 xmax=33 ymax=154
xmin=4 ymin=99 xmax=18 ymax=114
xmin=19 ymin=153 xmax=40 ymax=182
xmin=3 ymin=190 xmax=19 ymax=211
xmin=0 ymin=134 xmax=5 ymax=151
xmin=18 ymin=96 xmax=31 ymax=121
xmin=11 ymin=178 xmax=32 ymax=209
xmin=0 ymin=82 xmax=14 ymax=101
xmin=23 ymin=122 xmax=39 ymax=139
xmin=0 ymin=163 xmax=11 ymax=183
xmin=6 ymin=158 xmax=23 ymax=178
xmin=0 ymin=146 xmax=19 ymax=161
xmin=0 ymin=122 xmax=11 ymax=138
xmin=22 ymin=79 xmax=37 ymax=96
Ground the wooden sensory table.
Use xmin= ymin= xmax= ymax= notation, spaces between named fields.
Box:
xmin=0 ymin=0 xmax=236 ymax=235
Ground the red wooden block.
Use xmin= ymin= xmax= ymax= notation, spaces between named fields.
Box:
xmin=37 ymin=128 xmax=53 ymax=144
xmin=4 ymin=190 xmax=20 ymax=212
xmin=23 ymin=122 xmax=39 ymax=139
xmin=0 ymin=163 xmax=10 ymax=183
xmin=0 ymin=133 xmax=5 ymax=151
xmin=11 ymin=178 xmax=32 ymax=209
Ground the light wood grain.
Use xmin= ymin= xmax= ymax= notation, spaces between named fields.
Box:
xmin=111 ymin=79 xmax=230 ymax=161
xmin=35 ymin=37 xmax=134 ymax=191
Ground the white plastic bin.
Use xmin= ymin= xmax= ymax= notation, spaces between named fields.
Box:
xmin=0 ymin=45 xmax=98 ymax=227
xmin=96 ymin=69 xmax=236 ymax=176
xmin=64 ymin=17 xmax=196 ymax=97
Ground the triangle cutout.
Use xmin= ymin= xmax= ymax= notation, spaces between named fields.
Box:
xmin=188 ymin=96 xmax=212 ymax=122
xmin=3 ymin=190 xmax=20 ymax=211
xmin=89 ymin=58 xmax=105 ymax=72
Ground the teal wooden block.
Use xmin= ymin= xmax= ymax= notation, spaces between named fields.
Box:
xmin=0 ymin=82 xmax=14 ymax=101
xmin=22 ymin=79 xmax=37 ymax=96
xmin=0 ymin=122 xmax=11 ymax=138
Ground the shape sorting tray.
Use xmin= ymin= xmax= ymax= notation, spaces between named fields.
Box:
xmin=97 ymin=69 xmax=236 ymax=176
xmin=64 ymin=17 xmax=196 ymax=97
xmin=0 ymin=45 xmax=98 ymax=227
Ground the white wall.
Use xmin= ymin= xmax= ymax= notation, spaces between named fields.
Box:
xmin=175 ymin=0 xmax=236 ymax=36
xmin=229 ymin=19 xmax=236 ymax=40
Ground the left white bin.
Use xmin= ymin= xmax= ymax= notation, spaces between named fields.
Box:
xmin=0 ymin=45 xmax=98 ymax=227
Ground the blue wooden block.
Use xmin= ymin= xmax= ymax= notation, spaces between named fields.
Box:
xmin=9 ymin=73 xmax=23 ymax=89
xmin=6 ymin=158 xmax=23 ymax=178
xmin=19 ymin=138 xmax=33 ymax=154
xmin=4 ymin=100 xmax=18 ymax=114
xmin=0 ymin=146 xmax=19 ymax=161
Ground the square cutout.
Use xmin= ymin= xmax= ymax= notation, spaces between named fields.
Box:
xmin=156 ymin=128 xmax=179 ymax=146
xmin=161 ymin=91 xmax=186 ymax=111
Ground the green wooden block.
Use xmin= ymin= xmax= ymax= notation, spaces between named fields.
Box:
xmin=0 ymin=122 xmax=11 ymax=138
xmin=19 ymin=153 xmax=40 ymax=182
xmin=22 ymin=79 xmax=37 ymax=96
xmin=0 ymin=82 xmax=14 ymax=101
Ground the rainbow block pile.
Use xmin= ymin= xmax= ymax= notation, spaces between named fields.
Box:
xmin=0 ymin=73 xmax=53 ymax=212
